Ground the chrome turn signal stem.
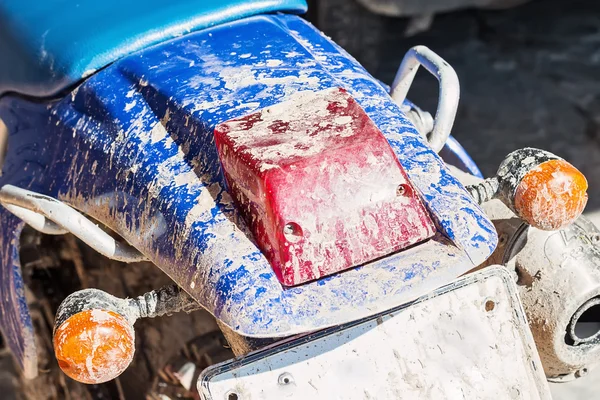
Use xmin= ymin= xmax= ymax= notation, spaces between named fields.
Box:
xmin=53 ymin=284 xmax=201 ymax=384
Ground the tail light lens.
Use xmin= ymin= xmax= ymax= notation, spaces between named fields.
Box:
xmin=215 ymin=88 xmax=435 ymax=286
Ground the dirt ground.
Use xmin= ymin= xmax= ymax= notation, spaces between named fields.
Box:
xmin=2 ymin=0 xmax=600 ymax=398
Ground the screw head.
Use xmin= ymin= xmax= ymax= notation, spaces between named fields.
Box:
xmin=575 ymin=368 xmax=588 ymax=378
xmin=278 ymin=372 xmax=294 ymax=386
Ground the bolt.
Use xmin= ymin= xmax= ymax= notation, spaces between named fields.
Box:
xmin=575 ymin=368 xmax=588 ymax=378
xmin=278 ymin=372 xmax=294 ymax=386
xmin=498 ymin=233 xmax=508 ymax=246
xmin=284 ymin=224 xmax=294 ymax=235
xmin=283 ymin=223 xmax=302 ymax=243
xmin=226 ymin=391 xmax=239 ymax=400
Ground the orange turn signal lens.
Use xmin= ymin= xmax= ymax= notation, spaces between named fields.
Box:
xmin=514 ymin=159 xmax=588 ymax=231
xmin=53 ymin=309 xmax=135 ymax=384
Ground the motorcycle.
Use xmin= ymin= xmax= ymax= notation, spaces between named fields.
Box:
xmin=0 ymin=1 xmax=597 ymax=398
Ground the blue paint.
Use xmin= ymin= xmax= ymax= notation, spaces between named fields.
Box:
xmin=216 ymin=266 xmax=250 ymax=302
xmin=0 ymin=0 xmax=308 ymax=97
xmin=0 ymin=13 xmax=497 ymax=374
xmin=0 ymin=212 xmax=35 ymax=377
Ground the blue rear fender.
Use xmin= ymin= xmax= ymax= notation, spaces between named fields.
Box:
xmin=0 ymin=0 xmax=308 ymax=97
xmin=0 ymin=13 xmax=497 ymax=376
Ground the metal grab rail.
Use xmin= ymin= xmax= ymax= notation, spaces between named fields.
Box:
xmin=390 ymin=45 xmax=460 ymax=153
xmin=0 ymin=184 xmax=147 ymax=263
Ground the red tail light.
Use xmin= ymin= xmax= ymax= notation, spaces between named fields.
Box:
xmin=215 ymin=88 xmax=435 ymax=286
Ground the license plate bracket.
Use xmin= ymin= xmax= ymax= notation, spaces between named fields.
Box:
xmin=199 ymin=266 xmax=550 ymax=399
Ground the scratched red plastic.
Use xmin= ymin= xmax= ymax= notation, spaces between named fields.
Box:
xmin=214 ymin=88 xmax=436 ymax=286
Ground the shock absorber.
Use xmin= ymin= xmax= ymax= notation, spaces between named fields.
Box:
xmin=53 ymin=285 xmax=201 ymax=384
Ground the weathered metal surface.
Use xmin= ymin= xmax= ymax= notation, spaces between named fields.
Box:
xmin=503 ymin=216 xmax=600 ymax=379
xmin=390 ymin=45 xmax=460 ymax=153
xmin=452 ymin=166 xmax=600 ymax=379
xmin=467 ymin=148 xmax=562 ymax=206
xmin=0 ymin=14 xmax=496 ymax=374
xmin=466 ymin=177 xmax=500 ymax=205
xmin=199 ymin=266 xmax=551 ymax=399
xmin=0 ymin=185 xmax=146 ymax=261
xmin=215 ymin=87 xmax=435 ymax=285
xmin=54 ymin=285 xmax=200 ymax=330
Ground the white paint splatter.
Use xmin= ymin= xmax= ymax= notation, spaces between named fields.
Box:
xmin=266 ymin=59 xmax=283 ymax=67
xmin=124 ymin=100 xmax=137 ymax=112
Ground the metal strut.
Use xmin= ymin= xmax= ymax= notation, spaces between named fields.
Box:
xmin=0 ymin=184 xmax=146 ymax=263
xmin=390 ymin=46 xmax=460 ymax=153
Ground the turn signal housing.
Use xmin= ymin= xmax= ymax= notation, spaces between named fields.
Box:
xmin=514 ymin=159 xmax=588 ymax=231
xmin=53 ymin=309 xmax=134 ymax=384
xmin=496 ymin=148 xmax=588 ymax=231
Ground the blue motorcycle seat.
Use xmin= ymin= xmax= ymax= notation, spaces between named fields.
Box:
xmin=0 ymin=0 xmax=307 ymax=98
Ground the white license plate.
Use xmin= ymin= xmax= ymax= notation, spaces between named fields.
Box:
xmin=199 ymin=266 xmax=550 ymax=400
